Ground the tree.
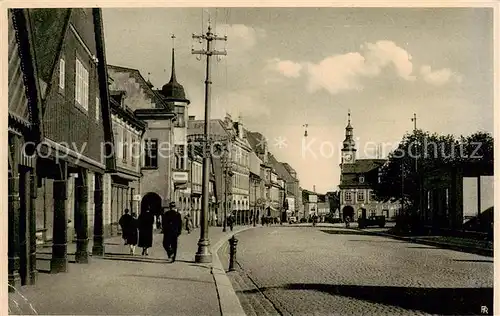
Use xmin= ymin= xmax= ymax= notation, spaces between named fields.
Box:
xmin=371 ymin=129 xmax=493 ymax=211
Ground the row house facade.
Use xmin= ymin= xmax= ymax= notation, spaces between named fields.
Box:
xmin=187 ymin=141 xmax=203 ymax=228
xmin=248 ymin=149 xmax=263 ymax=224
xmin=188 ymin=114 xmax=251 ymax=227
xmin=14 ymin=8 xmax=117 ymax=285
xmin=107 ymin=93 xmax=146 ymax=235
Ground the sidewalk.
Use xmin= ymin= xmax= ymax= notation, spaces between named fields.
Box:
xmin=354 ymin=227 xmax=493 ymax=257
xmin=9 ymin=225 xmax=253 ymax=315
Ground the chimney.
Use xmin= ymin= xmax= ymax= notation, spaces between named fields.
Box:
xmin=189 ymin=115 xmax=195 ymax=121
xmin=313 ymin=185 xmax=316 ymax=193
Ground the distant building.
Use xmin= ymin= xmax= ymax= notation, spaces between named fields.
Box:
xmin=339 ymin=112 xmax=400 ymax=220
xmin=302 ymin=189 xmax=318 ymax=219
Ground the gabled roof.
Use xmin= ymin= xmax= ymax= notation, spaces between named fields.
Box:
xmin=29 ymin=9 xmax=117 ymax=170
xmin=342 ymin=159 xmax=387 ymax=174
xmin=29 ymin=9 xmax=71 ymax=85
xmin=267 ymin=153 xmax=296 ymax=183
xmin=188 ymin=119 xmax=230 ymax=139
xmin=107 ymin=64 xmax=170 ymax=110
xmin=246 ymin=130 xmax=266 ymax=154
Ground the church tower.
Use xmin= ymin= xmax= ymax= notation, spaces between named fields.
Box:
xmin=341 ymin=110 xmax=356 ymax=164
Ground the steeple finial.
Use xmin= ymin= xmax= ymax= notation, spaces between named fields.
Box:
xmin=169 ymin=34 xmax=177 ymax=83
xmin=348 ymin=109 xmax=351 ymax=124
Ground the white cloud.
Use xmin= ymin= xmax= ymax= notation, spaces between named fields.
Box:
xmin=420 ymin=65 xmax=463 ymax=86
xmin=361 ymin=41 xmax=415 ymax=81
xmin=268 ymin=40 xmax=462 ymax=94
xmin=268 ymin=40 xmax=415 ymax=94
xmin=266 ymin=58 xmax=303 ymax=78
xmin=306 ymin=52 xmax=366 ymax=94
xmin=214 ymin=24 xmax=266 ymax=52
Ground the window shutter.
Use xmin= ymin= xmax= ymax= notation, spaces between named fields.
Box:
xmin=59 ymin=58 xmax=65 ymax=89
xmin=95 ymin=97 xmax=100 ymax=121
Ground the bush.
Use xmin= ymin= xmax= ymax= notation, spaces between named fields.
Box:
xmin=393 ymin=212 xmax=424 ymax=236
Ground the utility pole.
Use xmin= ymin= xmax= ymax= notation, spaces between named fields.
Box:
xmin=192 ymin=19 xmax=227 ymax=264
xmin=411 ymin=113 xmax=418 ymax=172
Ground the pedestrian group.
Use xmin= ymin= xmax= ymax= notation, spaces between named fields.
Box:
xmin=118 ymin=202 xmax=185 ymax=263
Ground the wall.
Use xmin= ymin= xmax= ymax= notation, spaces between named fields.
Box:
xmin=140 ymin=119 xmax=174 ymax=202
xmin=43 ymin=16 xmax=105 ymax=163
xmin=462 ymin=175 xmax=494 ymax=222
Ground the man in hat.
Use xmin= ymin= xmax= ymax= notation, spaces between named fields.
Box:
xmin=161 ymin=201 xmax=182 ymax=262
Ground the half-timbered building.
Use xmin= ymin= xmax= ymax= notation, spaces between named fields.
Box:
xmin=28 ymin=8 xmax=115 ymax=275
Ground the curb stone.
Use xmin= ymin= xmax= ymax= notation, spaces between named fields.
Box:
xmin=211 ymin=226 xmax=255 ymax=316
xmin=352 ymin=228 xmax=493 ymax=257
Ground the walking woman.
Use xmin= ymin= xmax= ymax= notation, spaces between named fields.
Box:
xmin=138 ymin=206 xmax=154 ymax=255
xmin=127 ymin=212 xmax=139 ymax=255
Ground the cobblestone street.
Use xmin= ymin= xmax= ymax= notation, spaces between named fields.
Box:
xmin=222 ymin=226 xmax=493 ymax=316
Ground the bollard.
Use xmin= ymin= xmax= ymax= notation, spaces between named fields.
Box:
xmin=228 ymin=235 xmax=238 ymax=272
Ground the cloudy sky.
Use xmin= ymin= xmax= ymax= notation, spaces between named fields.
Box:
xmin=102 ymin=7 xmax=494 ymax=193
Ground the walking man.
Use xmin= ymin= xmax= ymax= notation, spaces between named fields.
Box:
xmin=162 ymin=202 xmax=182 ymax=262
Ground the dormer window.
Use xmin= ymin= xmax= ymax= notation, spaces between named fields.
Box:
xmin=359 ymin=175 xmax=365 ymax=183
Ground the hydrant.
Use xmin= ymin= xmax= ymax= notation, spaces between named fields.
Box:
xmin=228 ymin=235 xmax=238 ymax=271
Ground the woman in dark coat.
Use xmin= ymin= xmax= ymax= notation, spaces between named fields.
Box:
xmin=138 ymin=207 xmax=154 ymax=255
xmin=127 ymin=212 xmax=139 ymax=255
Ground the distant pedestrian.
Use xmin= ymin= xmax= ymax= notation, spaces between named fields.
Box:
xmin=126 ymin=212 xmax=139 ymax=255
xmin=185 ymin=213 xmax=193 ymax=234
xmin=119 ymin=209 xmax=133 ymax=245
xmin=162 ymin=202 xmax=182 ymax=262
xmin=228 ymin=214 xmax=234 ymax=231
xmin=138 ymin=206 xmax=154 ymax=256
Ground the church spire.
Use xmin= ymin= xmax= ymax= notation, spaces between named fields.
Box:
xmin=169 ymin=34 xmax=177 ymax=84
xmin=342 ymin=110 xmax=356 ymax=151
xmin=160 ymin=34 xmax=190 ymax=104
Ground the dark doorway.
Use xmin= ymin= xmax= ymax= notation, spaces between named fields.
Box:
xmin=141 ymin=192 xmax=162 ymax=217
xmin=342 ymin=205 xmax=354 ymax=221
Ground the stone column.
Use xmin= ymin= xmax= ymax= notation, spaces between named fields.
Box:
xmin=92 ymin=173 xmax=104 ymax=256
xmin=8 ymin=167 xmax=21 ymax=290
xmin=28 ymin=170 xmax=38 ymax=284
xmin=51 ymin=174 xmax=68 ymax=273
xmin=75 ymin=170 xmax=89 ymax=263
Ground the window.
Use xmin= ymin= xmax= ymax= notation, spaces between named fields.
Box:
xmin=370 ymin=210 xmax=376 ymax=217
xmin=75 ymin=58 xmax=89 ymax=110
xmin=345 ymin=191 xmax=352 ymax=202
xmin=59 ymin=58 xmax=65 ymax=89
xmin=131 ymin=135 xmax=137 ymax=167
xmin=122 ymin=129 xmax=128 ymax=163
xmin=114 ymin=127 xmax=122 ymax=160
xmin=175 ymin=145 xmax=186 ymax=170
xmin=174 ymin=106 xmax=185 ymax=127
xmin=144 ymin=138 xmax=158 ymax=168
xmin=357 ymin=191 xmax=364 ymax=201
xmin=370 ymin=191 xmax=376 ymax=202
xmin=95 ymin=97 xmax=100 ymax=121
xmin=359 ymin=176 xmax=365 ymax=183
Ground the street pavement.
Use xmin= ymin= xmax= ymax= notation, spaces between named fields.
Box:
xmin=223 ymin=226 xmax=493 ymax=316
xmin=8 ymin=225 xmax=251 ymax=315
